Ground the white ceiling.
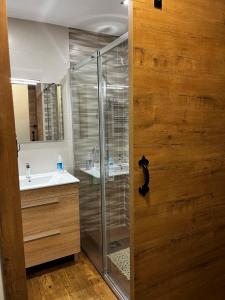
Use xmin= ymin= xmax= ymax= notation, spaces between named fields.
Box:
xmin=7 ymin=0 xmax=128 ymax=36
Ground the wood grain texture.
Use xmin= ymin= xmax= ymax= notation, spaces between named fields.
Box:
xmin=27 ymin=253 xmax=117 ymax=300
xmin=0 ymin=0 xmax=28 ymax=298
xmin=24 ymin=229 xmax=61 ymax=243
xmin=21 ymin=183 xmax=78 ymax=202
xmin=130 ymin=0 xmax=225 ymax=299
xmin=21 ymin=184 xmax=80 ymax=268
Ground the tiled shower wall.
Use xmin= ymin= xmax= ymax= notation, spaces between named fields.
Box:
xmin=102 ymin=41 xmax=129 ymax=228
xmin=69 ymin=28 xmax=129 ymax=237
xmin=70 ymin=28 xmax=114 ymax=64
xmin=43 ymin=84 xmax=64 ymax=141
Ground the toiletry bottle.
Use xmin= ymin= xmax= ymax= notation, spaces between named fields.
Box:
xmin=57 ymin=155 xmax=64 ymax=173
xmin=86 ymin=153 xmax=92 ymax=170
xmin=108 ymin=155 xmax=114 ymax=169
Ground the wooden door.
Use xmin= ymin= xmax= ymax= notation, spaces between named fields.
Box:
xmin=130 ymin=0 xmax=225 ymax=299
xmin=0 ymin=0 xmax=28 ymax=299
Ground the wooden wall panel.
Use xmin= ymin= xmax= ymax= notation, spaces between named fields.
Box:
xmin=0 ymin=0 xmax=28 ymax=299
xmin=130 ymin=0 xmax=225 ymax=299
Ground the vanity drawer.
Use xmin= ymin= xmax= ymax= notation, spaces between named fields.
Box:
xmin=24 ymin=229 xmax=80 ymax=267
xmin=21 ymin=183 xmax=78 ymax=204
xmin=21 ymin=193 xmax=79 ymax=237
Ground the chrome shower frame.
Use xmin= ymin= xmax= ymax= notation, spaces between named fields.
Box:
xmin=72 ymin=32 xmax=129 ymax=300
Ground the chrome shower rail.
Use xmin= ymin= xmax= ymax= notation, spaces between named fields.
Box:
xmin=71 ymin=32 xmax=128 ymax=71
xmin=99 ymin=32 xmax=128 ymax=56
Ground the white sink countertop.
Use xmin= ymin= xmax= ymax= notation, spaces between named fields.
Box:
xmin=19 ymin=171 xmax=79 ymax=191
xmin=80 ymin=163 xmax=129 ymax=179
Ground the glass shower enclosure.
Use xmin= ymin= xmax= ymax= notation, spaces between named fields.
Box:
xmin=71 ymin=33 xmax=129 ymax=299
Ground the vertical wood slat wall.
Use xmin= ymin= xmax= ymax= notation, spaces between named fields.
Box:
xmin=130 ymin=0 xmax=225 ymax=299
xmin=0 ymin=0 xmax=28 ymax=299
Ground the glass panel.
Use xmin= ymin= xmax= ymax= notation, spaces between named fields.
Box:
xmin=71 ymin=36 xmax=130 ymax=299
xmin=101 ymin=41 xmax=130 ymax=298
xmin=71 ymin=59 xmax=103 ymax=272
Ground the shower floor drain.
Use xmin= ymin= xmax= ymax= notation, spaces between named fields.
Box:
xmin=108 ymin=248 xmax=130 ymax=280
xmin=109 ymin=240 xmax=121 ymax=250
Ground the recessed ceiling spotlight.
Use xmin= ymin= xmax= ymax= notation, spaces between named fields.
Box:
xmin=121 ymin=0 xmax=129 ymax=6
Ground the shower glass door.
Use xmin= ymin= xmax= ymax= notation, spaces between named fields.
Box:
xmin=71 ymin=57 xmax=103 ymax=272
xmin=71 ymin=34 xmax=129 ymax=300
xmin=100 ymin=39 xmax=130 ymax=298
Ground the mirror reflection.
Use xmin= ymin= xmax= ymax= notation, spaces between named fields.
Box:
xmin=12 ymin=82 xmax=64 ymax=143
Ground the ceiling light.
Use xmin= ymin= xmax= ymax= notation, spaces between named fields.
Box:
xmin=11 ymin=78 xmax=40 ymax=85
xmin=121 ymin=0 xmax=129 ymax=6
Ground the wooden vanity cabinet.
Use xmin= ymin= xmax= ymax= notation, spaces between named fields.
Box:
xmin=20 ymin=183 xmax=80 ymax=268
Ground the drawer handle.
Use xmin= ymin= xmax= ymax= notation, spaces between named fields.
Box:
xmin=22 ymin=199 xmax=60 ymax=209
xmin=24 ymin=229 xmax=61 ymax=243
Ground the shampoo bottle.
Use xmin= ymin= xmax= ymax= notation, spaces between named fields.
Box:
xmin=57 ymin=154 xmax=64 ymax=173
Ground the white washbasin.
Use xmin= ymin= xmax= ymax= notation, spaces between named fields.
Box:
xmin=80 ymin=163 xmax=129 ymax=179
xmin=19 ymin=171 xmax=79 ymax=191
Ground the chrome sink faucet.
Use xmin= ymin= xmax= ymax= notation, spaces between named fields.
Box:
xmin=26 ymin=163 xmax=31 ymax=182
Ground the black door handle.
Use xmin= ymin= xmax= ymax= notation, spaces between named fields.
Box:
xmin=139 ymin=156 xmax=150 ymax=196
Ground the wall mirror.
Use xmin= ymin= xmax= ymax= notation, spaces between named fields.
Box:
xmin=12 ymin=81 xmax=64 ymax=143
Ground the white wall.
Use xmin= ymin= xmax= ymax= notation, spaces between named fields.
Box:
xmin=8 ymin=18 xmax=69 ymax=83
xmin=8 ymin=18 xmax=74 ymax=175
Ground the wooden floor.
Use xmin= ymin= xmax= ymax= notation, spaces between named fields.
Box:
xmin=27 ymin=253 xmax=117 ymax=300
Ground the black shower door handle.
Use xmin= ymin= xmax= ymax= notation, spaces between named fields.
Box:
xmin=139 ymin=156 xmax=150 ymax=196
